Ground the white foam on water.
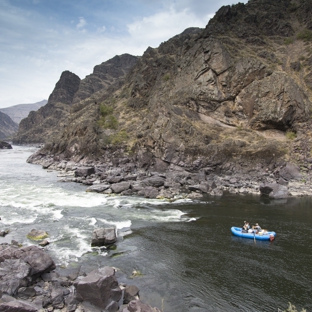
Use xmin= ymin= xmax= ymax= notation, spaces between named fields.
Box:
xmin=51 ymin=225 xmax=93 ymax=265
xmin=2 ymin=213 xmax=38 ymax=225
xmin=97 ymin=218 xmax=132 ymax=230
xmin=88 ymin=217 xmax=97 ymax=226
xmin=186 ymin=217 xmax=198 ymax=222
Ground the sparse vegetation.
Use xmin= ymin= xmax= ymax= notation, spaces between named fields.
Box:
xmin=286 ymin=131 xmax=296 ymax=140
xmin=163 ymin=73 xmax=171 ymax=81
xmin=111 ymin=130 xmax=128 ymax=144
xmin=296 ymin=29 xmax=312 ymax=42
xmin=98 ymin=104 xmax=118 ymax=129
xmin=284 ymin=37 xmax=294 ymax=45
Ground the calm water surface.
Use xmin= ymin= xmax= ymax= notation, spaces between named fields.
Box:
xmin=0 ymin=146 xmax=311 ymax=312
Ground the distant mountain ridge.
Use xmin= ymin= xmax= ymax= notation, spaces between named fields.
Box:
xmin=0 ymin=100 xmax=47 ymax=124
xmin=0 ymin=111 xmax=18 ymax=140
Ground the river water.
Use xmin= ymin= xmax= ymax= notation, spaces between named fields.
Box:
xmin=0 ymin=145 xmax=311 ymax=312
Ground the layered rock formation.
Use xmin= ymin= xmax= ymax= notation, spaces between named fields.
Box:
xmin=0 ymin=111 xmax=18 ymax=140
xmin=21 ymin=0 xmax=312 ymax=197
xmin=13 ymin=54 xmax=139 ymax=144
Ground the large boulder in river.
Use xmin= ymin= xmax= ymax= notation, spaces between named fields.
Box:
xmin=260 ymin=183 xmax=288 ymax=199
xmin=74 ymin=266 xmax=121 ymax=311
xmin=26 ymin=229 xmax=49 ymax=241
xmin=0 ymin=141 xmax=12 ymax=149
xmin=91 ymin=227 xmax=117 ymax=246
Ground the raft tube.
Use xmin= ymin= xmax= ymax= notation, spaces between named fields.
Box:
xmin=231 ymin=227 xmax=276 ymax=241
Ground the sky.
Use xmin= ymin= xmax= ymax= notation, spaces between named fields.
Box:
xmin=0 ymin=0 xmax=247 ymax=108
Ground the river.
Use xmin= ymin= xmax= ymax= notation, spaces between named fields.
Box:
xmin=0 ymin=145 xmax=311 ymax=312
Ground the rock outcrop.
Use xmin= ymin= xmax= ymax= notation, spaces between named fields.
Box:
xmin=22 ymin=0 xmax=312 ymax=197
xmin=13 ymin=54 xmax=139 ymax=144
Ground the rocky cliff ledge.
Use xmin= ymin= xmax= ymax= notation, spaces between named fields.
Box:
xmin=21 ymin=0 xmax=312 ymax=198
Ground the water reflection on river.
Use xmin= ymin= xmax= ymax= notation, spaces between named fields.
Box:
xmin=0 ymin=146 xmax=311 ymax=311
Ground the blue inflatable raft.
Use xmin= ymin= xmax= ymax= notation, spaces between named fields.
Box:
xmin=231 ymin=227 xmax=276 ymax=241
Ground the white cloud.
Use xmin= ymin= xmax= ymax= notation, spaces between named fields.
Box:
xmin=76 ymin=17 xmax=87 ymax=30
xmin=127 ymin=6 xmax=211 ymax=45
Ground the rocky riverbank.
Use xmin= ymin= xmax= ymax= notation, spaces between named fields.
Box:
xmin=0 ymin=243 xmax=161 ymax=312
xmin=27 ymin=150 xmax=312 ymax=200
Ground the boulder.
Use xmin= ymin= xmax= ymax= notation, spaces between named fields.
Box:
xmin=0 ymin=299 xmax=37 ymax=312
xmin=138 ymin=187 xmax=159 ymax=199
xmin=86 ymin=184 xmax=110 ymax=193
xmin=0 ymin=259 xmax=31 ymax=296
xmin=26 ymin=229 xmax=49 ymax=241
xmin=0 ymin=230 xmax=9 ymax=237
xmin=110 ymin=181 xmax=131 ymax=194
xmin=279 ymin=163 xmax=302 ymax=181
xmin=141 ymin=176 xmax=165 ymax=187
xmin=123 ymin=285 xmax=140 ymax=304
xmin=91 ymin=228 xmax=117 ymax=246
xmin=38 ymin=240 xmax=49 ymax=247
xmin=108 ymin=175 xmax=125 ymax=183
xmin=74 ymin=266 xmax=122 ymax=310
xmin=260 ymin=183 xmax=288 ymax=199
xmin=121 ymin=300 xmax=161 ymax=312
xmin=0 ymin=141 xmax=12 ymax=149
xmin=74 ymin=167 xmax=95 ymax=178
xmin=188 ymin=182 xmax=210 ymax=193
xmin=0 ymin=245 xmax=56 ymax=276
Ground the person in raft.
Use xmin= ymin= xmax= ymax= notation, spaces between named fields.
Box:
xmin=253 ymin=223 xmax=262 ymax=233
xmin=242 ymin=221 xmax=250 ymax=232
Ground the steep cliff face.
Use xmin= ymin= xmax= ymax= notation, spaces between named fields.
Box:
xmin=29 ymin=0 xmax=312 ymax=176
xmin=13 ymin=54 xmax=139 ymax=144
xmin=0 ymin=111 xmax=18 ymax=140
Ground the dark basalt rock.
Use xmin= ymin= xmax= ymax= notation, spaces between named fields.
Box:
xmin=260 ymin=183 xmax=288 ymax=199
xmin=74 ymin=266 xmax=122 ymax=310
xmin=91 ymin=227 xmax=117 ymax=246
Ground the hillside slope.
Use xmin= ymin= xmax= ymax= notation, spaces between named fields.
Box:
xmin=25 ymin=0 xmax=312 ymax=197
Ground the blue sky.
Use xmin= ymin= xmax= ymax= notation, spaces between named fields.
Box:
xmin=0 ymin=0 xmax=247 ymax=108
